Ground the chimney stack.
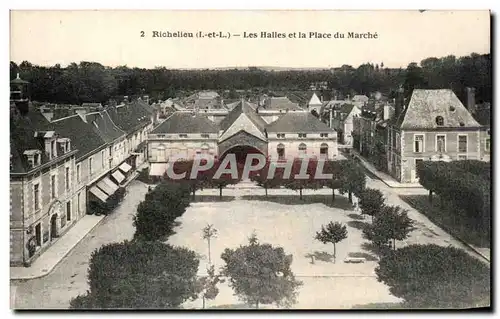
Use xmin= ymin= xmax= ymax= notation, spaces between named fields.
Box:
xmin=466 ymin=87 xmax=476 ymax=111
xmin=395 ymin=86 xmax=404 ymax=119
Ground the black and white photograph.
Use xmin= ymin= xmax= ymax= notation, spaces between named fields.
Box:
xmin=8 ymin=9 xmax=492 ymax=310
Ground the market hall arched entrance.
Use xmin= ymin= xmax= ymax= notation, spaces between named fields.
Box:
xmin=218 ymin=131 xmax=268 ymax=165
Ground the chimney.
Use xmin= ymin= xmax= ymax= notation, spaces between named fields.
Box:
xmin=466 ymin=87 xmax=476 ymax=111
xmin=395 ymin=86 xmax=404 ymax=119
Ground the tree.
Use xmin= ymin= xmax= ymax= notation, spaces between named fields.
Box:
xmin=283 ymin=158 xmax=321 ymax=200
xmin=321 ymin=160 xmax=345 ymax=202
xmin=338 ymin=159 xmax=366 ymax=203
xmin=359 ymin=188 xmax=385 ymax=221
xmin=315 ymin=222 xmax=348 ymax=263
xmin=249 ymin=160 xmax=283 ymax=197
xmin=70 ymin=241 xmax=201 ymax=309
xmin=133 ymin=182 xmax=191 ymax=241
xmin=220 ymin=233 xmax=303 ymax=309
xmin=363 ymin=205 xmax=415 ymax=250
xmin=375 ymin=244 xmax=490 ymax=308
xmin=198 ymin=264 xmax=225 ymax=309
xmin=202 ymin=224 xmax=218 ymax=265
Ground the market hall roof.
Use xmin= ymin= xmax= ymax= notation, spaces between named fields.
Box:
xmin=151 ymin=111 xmax=219 ymax=134
xmin=266 ymin=111 xmax=335 ymax=133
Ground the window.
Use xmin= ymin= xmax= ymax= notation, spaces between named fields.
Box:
xmin=458 ymin=155 xmax=467 ymax=160
xmin=435 ymin=116 xmax=444 ymax=126
xmin=51 ymin=175 xmax=56 ymax=199
xmin=77 ymin=192 xmax=81 ymax=213
xmin=179 ymin=134 xmax=188 ymax=138
xmin=101 ymin=150 xmax=105 ymax=168
xmin=76 ymin=164 xmax=81 ymax=183
xmin=436 ymin=135 xmax=446 ymax=153
xmin=65 ymin=167 xmax=70 ymax=191
xmin=320 ymin=143 xmax=328 ymax=159
xmin=66 ymin=141 xmax=70 ymax=152
xmin=277 ymin=143 xmax=285 ymax=159
xmin=415 ymin=159 xmax=424 ymax=170
xmin=109 ymin=146 xmax=112 ymax=157
xmin=320 ymin=133 xmax=329 ymax=138
xmin=298 ymin=143 xmax=307 ymax=156
xmin=51 ymin=140 xmax=56 ymax=159
xmin=89 ymin=157 xmax=93 ymax=175
xmin=277 ymin=133 xmax=285 ymax=139
xmin=35 ymin=223 xmax=41 ymax=247
xmin=485 ymin=138 xmax=491 ymax=152
xmin=201 ymin=134 xmax=210 ymax=138
xmin=298 ymin=133 xmax=307 ymax=138
xmin=66 ymin=201 xmax=71 ymax=221
xmin=414 ymin=134 xmax=424 ymax=153
xmin=458 ymin=135 xmax=468 ymax=153
xmin=34 ymin=183 xmax=40 ymax=211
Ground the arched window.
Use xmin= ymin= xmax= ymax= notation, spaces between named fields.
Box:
xmin=277 ymin=143 xmax=285 ymax=160
xmin=320 ymin=143 xmax=328 ymax=159
xmin=298 ymin=143 xmax=307 ymax=157
xmin=435 ymin=116 xmax=444 ymax=126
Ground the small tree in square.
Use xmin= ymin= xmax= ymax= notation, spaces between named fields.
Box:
xmin=220 ymin=233 xmax=303 ymax=309
xmin=315 ymin=222 xmax=348 ymax=263
xmin=359 ymin=188 xmax=385 ymax=221
xmin=363 ymin=205 xmax=415 ymax=251
xmin=202 ymin=224 xmax=218 ymax=265
xmin=198 ymin=264 xmax=225 ymax=309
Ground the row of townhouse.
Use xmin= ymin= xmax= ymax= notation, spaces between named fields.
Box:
xmin=10 ymin=76 xmax=156 ymax=266
xmin=353 ymin=88 xmax=490 ymax=183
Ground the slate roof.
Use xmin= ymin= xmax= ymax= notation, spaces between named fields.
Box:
xmin=47 ymin=115 xmax=107 ymax=160
xmin=107 ymin=101 xmax=151 ymax=134
xmin=151 ymin=112 xmax=219 ymax=134
xmin=219 ymin=100 xmax=267 ymax=133
xmin=10 ymin=109 xmax=52 ymax=173
xmin=85 ymin=110 xmax=125 ymax=143
xmin=339 ymin=104 xmax=356 ymax=116
xmin=397 ymin=89 xmax=481 ymax=130
xmin=263 ymin=97 xmax=302 ymax=111
xmin=266 ymin=111 xmax=335 ymax=133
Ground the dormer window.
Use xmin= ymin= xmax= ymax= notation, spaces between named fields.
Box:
xmin=179 ymin=134 xmax=188 ymax=138
xmin=435 ymin=116 xmax=444 ymax=126
xmin=57 ymin=138 xmax=71 ymax=154
xmin=24 ymin=149 xmax=42 ymax=168
xmin=449 ymin=105 xmax=456 ymax=112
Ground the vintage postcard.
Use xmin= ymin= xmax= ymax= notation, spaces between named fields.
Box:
xmin=9 ymin=10 xmax=491 ymax=310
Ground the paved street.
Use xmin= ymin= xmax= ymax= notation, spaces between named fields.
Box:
xmin=11 ymin=181 xmax=149 ymax=309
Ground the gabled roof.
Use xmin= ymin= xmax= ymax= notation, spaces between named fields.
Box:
xmin=107 ymin=100 xmax=151 ymax=134
xmin=219 ymin=100 xmax=267 ymax=133
xmin=152 ymin=112 xmax=219 ymax=134
xmin=398 ymin=89 xmax=481 ymax=129
xmin=263 ymin=97 xmax=302 ymax=111
xmin=339 ymin=104 xmax=356 ymax=115
xmin=266 ymin=111 xmax=335 ymax=133
xmin=85 ymin=110 xmax=125 ymax=143
xmin=308 ymin=92 xmax=322 ymax=106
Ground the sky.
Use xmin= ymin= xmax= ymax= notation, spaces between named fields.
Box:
xmin=10 ymin=10 xmax=491 ymax=69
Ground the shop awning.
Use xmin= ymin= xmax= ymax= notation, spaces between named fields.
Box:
xmin=149 ymin=163 xmax=168 ymax=176
xmin=97 ymin=177 xmax=119 ymax=196
xmin=119 ymin=162 xmax=132 ymax=173
xmin=112 ymin=170 xmax=126 ymax=184
xmin=90 ymin=186 xmax=109 ymax=202
xmin=102 ymin=177 xmax=120 ymax=192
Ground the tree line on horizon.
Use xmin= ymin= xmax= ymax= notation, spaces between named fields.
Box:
xmin=10 ymin=52 xmax=491 ymax=106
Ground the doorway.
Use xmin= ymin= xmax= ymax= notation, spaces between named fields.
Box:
xmin=50 ymin=214 xmax=58 ymax=241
